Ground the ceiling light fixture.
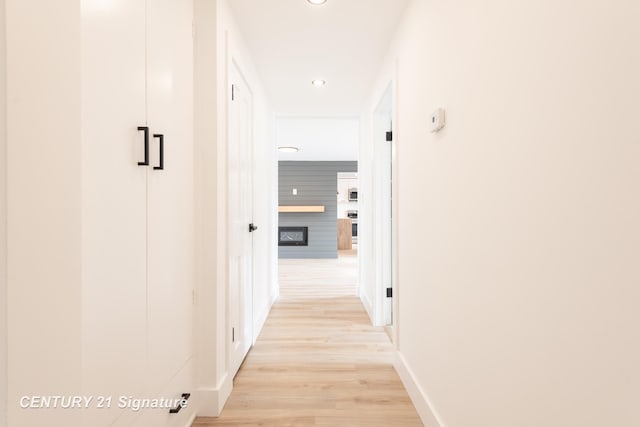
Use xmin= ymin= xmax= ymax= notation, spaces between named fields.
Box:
xmin=307 ymin=0 xmax=327 ymax=5
xmin=278 ymin=146 xmax=300 ymax=153
xmin=312 ymin=79 xmax=326 ymax=87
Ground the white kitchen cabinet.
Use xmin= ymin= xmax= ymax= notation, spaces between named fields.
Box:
xmin=81 ymin=0 xmax=193 ymax=425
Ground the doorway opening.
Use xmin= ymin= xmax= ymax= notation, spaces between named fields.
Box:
xmin=276 ymin=115 xmax=360 ymax=298
xmin=337 ymin=171 xmax=359 ymax=259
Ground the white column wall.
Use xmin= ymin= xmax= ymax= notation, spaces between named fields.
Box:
xmin=194 ymin=0 xmax=276 ymax=416
xmin=193 ymin=0 xmax=221 ymax=415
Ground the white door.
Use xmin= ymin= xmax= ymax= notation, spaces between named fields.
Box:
xmin=228 ymin=63 xmax=254 ymax=377
xmin=81 ymin=1 xmax=148 ymax=425
xmin=146 ymin=0 xmax=194 ymax=392
xmin=373 ymin=85 xmax=394 ymax=327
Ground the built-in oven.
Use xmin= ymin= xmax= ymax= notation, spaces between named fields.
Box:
xmin=348 ymin=188 xmax=358 ymax=202
xmin=346 ymin=210 xmax=358 ymax=244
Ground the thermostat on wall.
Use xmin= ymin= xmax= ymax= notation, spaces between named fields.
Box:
xmin=430 ymin=108 xmax=446 ymax=133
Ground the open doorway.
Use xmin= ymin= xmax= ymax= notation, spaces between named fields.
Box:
xmin=276 ymin=117 xmax=360 ymax=296
xmin=337 ymin=171 xmax=359 ymax=258
xmin=276 ymin=164 xmax=360 ymax=302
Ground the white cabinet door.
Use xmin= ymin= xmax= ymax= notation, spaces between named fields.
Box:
xmin=81 ymin=0 xmax=148 ymax=425
xmin=146 ymin=0 xmax=194 ymax=393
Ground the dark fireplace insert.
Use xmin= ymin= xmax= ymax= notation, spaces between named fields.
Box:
xmin=278 ymin=226 xmax=309 ymax=246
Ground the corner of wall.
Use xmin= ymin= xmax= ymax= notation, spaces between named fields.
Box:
xmin=193 ymin=0 xmax=224 ymax=406
xmin=0 ymin=0 xmax=7 ymax=421
xmin=192 ymin=373 xmax=233 ymax=418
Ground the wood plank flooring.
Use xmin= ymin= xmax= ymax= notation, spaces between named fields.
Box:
xmin=193 ymin=250 xmax=423 ymax=426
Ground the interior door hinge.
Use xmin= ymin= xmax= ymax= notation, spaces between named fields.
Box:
xmin=386 ymin=287 xmax=393 ymax=298
xmin=231 ymin=84 xmax=235 ymax=101
xmin=386 ymin=131 xmax=393 ymax=142
xmin=232 ymin=327 xmax=235 ymax=342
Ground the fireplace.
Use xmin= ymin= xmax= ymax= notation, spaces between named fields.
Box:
xmin=278 ymin=226 xmax=309 ymax=246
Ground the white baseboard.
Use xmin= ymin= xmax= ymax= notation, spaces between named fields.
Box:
xmin=360 ymin=290 xmax=374 ymax=324
xmin=394 ymin=351 xmax=445 ymax=427
xmin=253 ymin=291 xmax=277 ymax=344
xmin=192 ymin=373 xmax=233 ymax=417
xmin=183 ymin=412 xmax=197 ymax=427
xmin=194 ymin=289 xmax=277 ymax=420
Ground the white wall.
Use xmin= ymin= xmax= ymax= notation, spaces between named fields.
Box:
xmin=373 ymin=1 xmax=640 ymax=426
xmin=276 ymin=117 xmax=359 ymax=161
xmin=194 ymin=0 xmax=276 ymax=416
xmin=6 ymin=1 xmax=83 ymax=425
xmin=0 ymin=0 xmax=7 ymax=423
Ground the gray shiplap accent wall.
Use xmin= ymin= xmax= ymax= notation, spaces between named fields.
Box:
xmin=279 ymin=161 xmax=357 ymax=259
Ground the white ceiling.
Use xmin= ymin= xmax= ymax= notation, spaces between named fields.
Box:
xmin=228 ymin=0 xmax=410 ymax=117
xmin=276 ymin=117 xmax=359 ymax=161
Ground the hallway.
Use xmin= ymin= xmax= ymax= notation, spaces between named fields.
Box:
xmin=193 ymin=251 xmax=422 ymax=426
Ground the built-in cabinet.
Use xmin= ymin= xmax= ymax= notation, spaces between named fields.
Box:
xmin=82 ymin=0 xmax=193 ymax=425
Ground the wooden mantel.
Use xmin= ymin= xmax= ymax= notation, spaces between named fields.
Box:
xmin=278 ymin=205 xmax=325 ymax=213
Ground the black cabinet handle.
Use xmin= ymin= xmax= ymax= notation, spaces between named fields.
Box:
xmin=137 ymin=126 xmax=149 ymax=166
xmin=153 ymin=134 xmax=164 ymax=170
xmin=169 ymin=393 xmax=191 ymax=414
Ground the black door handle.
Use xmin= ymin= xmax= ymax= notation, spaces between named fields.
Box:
xmin=249 ymin=223 xmax=258 ymax=233
xmin=137 ymin=126 xmax=149 ymax=166
xmin=153 ymin=134 xmax=164 ymax=170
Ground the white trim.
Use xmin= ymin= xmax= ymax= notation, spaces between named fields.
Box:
xmin=0 ymin=0 xmax=7 ymax=422
xmin=253 ymin=292 xmax=276 ymax=344
xmin=390 ymin=61 xmax=400 ymax=349
xmin=183 ymin=412 xmax=198 ymax=427
xmin=360 ymin=289 xmax=374 ymax=322
xmin=193 ymin=372 xmax=233 ymax=417
xmin=216 ymin=373 xmax=234 ymax=414
xmin=372 ymin=82 xmax=393 ymax=328
xmin=394 ymin=351 xmax=445 ymax=427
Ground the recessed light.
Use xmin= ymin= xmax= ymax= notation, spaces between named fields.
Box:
xmin=307 ymin=0 xmax=327 ymax=5
xmin=312 ymin=79 xmax=326 ymax=87
xmin=278 ymin=146 xmax=299 ymax=153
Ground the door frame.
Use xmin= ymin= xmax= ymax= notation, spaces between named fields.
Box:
xmin=373 ymin=85 xmax=393 ymax=327
xmin=369 ymin=74 xmax=400 ymax=346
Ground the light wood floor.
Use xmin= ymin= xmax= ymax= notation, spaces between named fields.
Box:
xmin=193 ymin=249 xmax=423 ymax=426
